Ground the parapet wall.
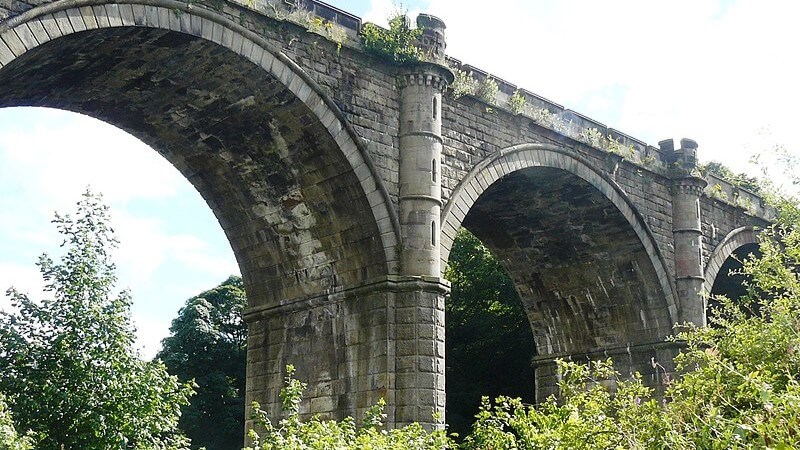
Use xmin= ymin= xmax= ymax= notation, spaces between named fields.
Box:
xmin=239 ymin=0 xmax=676 ymax=176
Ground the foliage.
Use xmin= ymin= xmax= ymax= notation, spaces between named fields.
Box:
xmin=475 ymin=76 xmax=499 ymax=104
xmin=244 ymin=365 xmax=453 ymax=450
xmin=664 ymin=210 xmax=800 ymax=448
xmin=449 ymin=68 xmax=499 ymax=105
xmin=280 ymin=4 xmax=347 ymax=53
xmin=461 ymin=359 xmax=668 ymax=450
xmin=710 ymin=183 xmax=727 ymax=201
xmin=579 ymin=128 xmax=635 ymax=159
xmin=360 ymin=14 xmax=422 ymax=64
xmin=233 ymin=194 xmax=800 ymax=448
xmin=530 ymin=106 xmax=568 ymax=132
xmin=0 ymin=191 xmax=194 ymax=450
xmin=0 ymin=395 xmax=32 ymax=450
xmin=159 ymin=276 xmax=248 ymax=450
xmin=450 ymin=67 xmax=479 ymax=100
xmin=509 ymin=89 xmax=526 ymax=114
xmin=579 ymin=126 xmax=604 ymax=147
xmin=700 ymin=161 xmax=762 ymax=194
xmin=444 ymin=229 xmax=535 ymax=439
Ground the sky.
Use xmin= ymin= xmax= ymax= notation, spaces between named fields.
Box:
xmin=1 ymin=0 xmax=798 ymax=358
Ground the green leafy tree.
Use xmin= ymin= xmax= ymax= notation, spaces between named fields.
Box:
xmin=701 ymin=161 xmax=762 ymax=193
xmin=461 ymin=360 xmax=668 ymax=450
xmin=663 ymin=215 xmax=800 ymax=448
xmin=0 ymin=191 xmax=194 ymax=450
xmin=444 ymin=229 xmax=536 ymax=438
xmin=0 ymin=394 xmax=32 ymax=450
xmin=158 ymin=276 xmax=248 ymax=450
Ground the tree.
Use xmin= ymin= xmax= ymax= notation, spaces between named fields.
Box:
xmin=0 ymin=191 xmax=194 ymax=450
xmin=444 ymin=229 xmax=536 ymax=439
xmin=663 ymin=211 xmax=800 ymax=447
xmin=158 ymin=276 xmax=248 ymax=450
xmin=0 ymin=394 xmax=32 ymax=450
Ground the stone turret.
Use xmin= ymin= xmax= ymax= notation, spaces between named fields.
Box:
xmin=398 ymin=18 xmax=452 ymax=277
xmin=662 ymin=138 xmax=708 ymax=326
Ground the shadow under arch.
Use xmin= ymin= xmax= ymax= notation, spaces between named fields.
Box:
xmin=0 ymin=0 xmax=398 ymax=422
xmin=441 ymin=143 xmax=678 ymax=400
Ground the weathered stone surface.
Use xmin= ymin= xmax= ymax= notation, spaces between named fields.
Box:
xmin=0 ymin=0 xmax=773 ymax=429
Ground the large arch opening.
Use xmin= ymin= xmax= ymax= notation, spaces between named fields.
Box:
xmin=444 ymin=228 xmax=535 ymax=438
xmin=0 ymin=1 xmax=395 ymax=428
xmin=441 ymin=145 xmax=677 ymax=416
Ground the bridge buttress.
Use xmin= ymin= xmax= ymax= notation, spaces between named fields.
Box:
xmin=394 ymin=14 xmax=453 ymax=427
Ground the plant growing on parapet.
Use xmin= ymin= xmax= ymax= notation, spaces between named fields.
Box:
xmin=700 ymin=161 xmax=763 ymax=194
xmin=579 ymin=127 xmax=603 ymax=148
xmin=449 ymin=69 xmax=499 ymax=105
xmin=360 ymin=14 xmax=423 ymax=64
xmin=710 ymin=183 xmax=728 ymax=201
xmin=475 ymin=76 xmax=498 ymax=104
xmin=270 ymin=0 xmax=348 ymax=52
xmin=606 ymin=135 xmax=636 ymax=159
xmin=450 ymin=67 xmax=478 ymax=99
xmin=530 ymin=106 xmax=557 ymax=128
xmin=641 ymin=154 xmax=657 ymax=168
xmin=509 ymin=89 xmax=526 ymax=114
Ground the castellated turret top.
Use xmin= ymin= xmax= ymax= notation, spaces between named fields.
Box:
xmin=416 ymin=14 xmax=447 ymax=63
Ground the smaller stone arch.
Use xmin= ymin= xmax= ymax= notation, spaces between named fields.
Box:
xmin=703 ymin=226 xmax=759 ymax=295
xmin=441 ymin=143 xmax=678 ymax=323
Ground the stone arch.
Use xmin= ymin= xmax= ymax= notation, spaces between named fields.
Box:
xmin=442 ymin=143 xmax=677 ymax=321
xmin=441 ymin=143 xmax=678 ymax=400
xmin=703 ymin=226 xmax=759 ymax=295
xmin=0 ymin=1 xmax=403 ymax=422
xmin=0 ymin=0 xmax=400 ymax=299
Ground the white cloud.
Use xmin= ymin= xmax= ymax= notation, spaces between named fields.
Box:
xmin=0 ymin=108 xmax=184 ymax=208
xmin=0 ymin=262 xmax=47 ymax=311
xmin=131 ymin=314 xmax=173 ymax=360
xmin=113 ymin=209 xmax=238 ymax=287
xmin=0 ymin=108 xmax=238 ymax=357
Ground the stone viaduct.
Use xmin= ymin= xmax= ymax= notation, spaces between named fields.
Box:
xmin=0 ymin=0 xmax=773 ymax=429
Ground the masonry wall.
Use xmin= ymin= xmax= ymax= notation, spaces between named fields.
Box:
xmin=700 ymin=196 xmax=770 ymax=266
xmin=440 ymin=95 xmax=677 ymax=278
